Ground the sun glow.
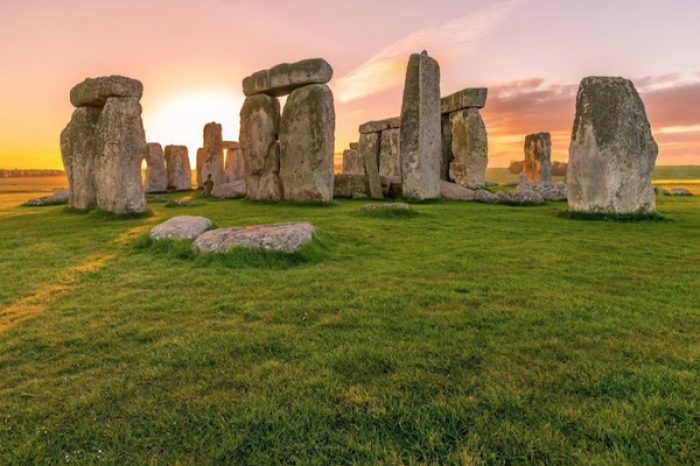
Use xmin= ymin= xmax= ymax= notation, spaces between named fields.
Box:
xmin=142 ymin=91 xmax=243 ymax=167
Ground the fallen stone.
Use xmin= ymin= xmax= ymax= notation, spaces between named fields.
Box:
xmin=524 ymin=133 xmax=552 ymax=182
xmin=164 ymin=145 xmax=192 ymax=191
xmin=193 ymin=222 xmax=315 ymax=253
xmin=240 ymin=94 xmax=282 ymax=201
xmin=400 ymin=51 xmax=441 ymax=200
xmin=516 ymin=181 xmax=567 ymax=201
xmin=654 ymin=187 xmax=670 ymax=195
xmin=440 ymin=180 xmax=476 ymax=200
xmin=672 ymin=188 xmax=693 ymax=196
xmin=358 ymin=203 xmax=412 ymax=211
xmin=499 ymin=189 xmax=544 ymax=205
xmin=568 ymin=77 xmax=658 ymax=215
xmin=359 ymin=117 xmax=401 ymax=134
xmin=145 ymin=143 xmax=168 ymax=193
xmin=212 ymin=180 xmax=247 ymax=199
xmin=60 ymin=106 xmax=100 ymax=210
xmin=166 ymin=199 xmax=203 ymax=207
xmin=474 ymin=189 xmax=499 ymax=204
xmin=150 ymin=216 xmax=212 ymax=240
xmin=70 ymin=76 xmax=143 ymax=108
xmin=359 ymin=132 xmax=383 ymax=199
xmin=441 ymin=88 xmax=488 ymax=114
xmin=379 ymin=128 xmax=401 ymax=177
xmin=447 ymin=108 xmax=488 ymax=189
xmin=243 ymin=59 xmax=333 ymax=97
xmin=26 ymin=190 xmax=70 ymax=206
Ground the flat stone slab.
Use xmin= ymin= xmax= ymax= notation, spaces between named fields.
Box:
xmin=358 ymin=203 xmax=412 ymax=211
xmin=26 ymin=190 xmax=70 ymax=206
xmin=70 ymin=76 xmax=143 ymax=108
xmin=359 ymin=117 xmax=401 ymax=134
xmin=441 ymin=88 xmax=488 ymax=114
xmin=166 ymin=199 xmax=204 ymax=207
xmin=243 ymin=59 xmax=333 ymax=97
xmin=517 ymin=181 xmax=567 ymax=201
xmin=212 ymin=180 xmax=246 ymax=199
xmin=150 ymin=216 xmax=213 ymax=241
xmin=497 ymin=189 xmax=545 ymax=205
xmin=672 ymin=188 xmax=693 ymax=196
xmin=192 ymin=222 xmax=315 ymax=253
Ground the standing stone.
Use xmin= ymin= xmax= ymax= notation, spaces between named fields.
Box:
xmin=225 ymin=147 xmax=246 ymax=183
xmin=568 ymin=77 xmax=658 ymax=215
xmin=524 ymin=133 xmax=552 ymax=182
xmin=201 ymin=123 xmax=227 ymax=188
xmin=92 ymin=97 xmax=148 ymax=214
xmin=196 ymin=148 xmax=204 ymax=188
xmin=399 ymin=51 xmax=441 ymax=200
xmin=145 ymin=143 xmax=168 ymax=193
xmin=164 ymin=145 xmax=192 ymax=191
xmin=60 ymin=106 xmax=101 ymax=210
xmin=379 ymin=128 xmax=401 ymax=177
xmin=240 ymin=94 xmax=282 ymax=200
xmin=343 ymin=148 xmax=364 ymax=175
xmin=359 ymin=132 xmax=383 ymax=199
xmin=440 ymin=114 xmax=452 ymax=181
xmin=448 ymin=108 xmax=488 ymax=189
xmin=279 ymin=84 xmax=335 ymax=202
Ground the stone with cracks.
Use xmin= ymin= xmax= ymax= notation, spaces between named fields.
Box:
xmin=359 ymin=132 xmax=383 ymax=199
xmin=349 ymin=142 xmax=359 ymax=150
xmin=196 ymin=148 xmax=204 ymax=188
xmin=192 ymin=222 xmax=315 ymax=253
xmin=440 ymin=114 xmax=452 ymax=181
xmin=334 ymin=174 xmax=370 ymax=198
xmin=358 ymin=203 xmax=412 ymax=211
xmin=379 ymin=128 xmax=401 ymax=177
xmin=212 ymin=180 xmax=247 ymax=199
xmin=279 ymin=84 xmax=335 ymax=202
xmin=516 ymin=181 xmax=567 ymax=201
xmin=498 ymin=189 xmax=545 ymax=205
xmin=342 ymin=149 xmax=363 ymax=175
xmin=225 ymin=147 xmax=246 ymax=183
xmin=655 ymin=187 xmax=670 ymax=196
xmin=440 ymin=181 xmax=476 ymax=200
xmin=150 ymin=216 xmax=213 ymax=241
xmin=399 ymin=51 xmax=441 ymax=200
xmin=60 ymin=106 xmax=100 ymax=210
xmin=240 ymin=94 xmax=282 ymax=201
xmin=93 ymin=97 xmax=148 ymax=214
xmin=70 ymin=76 xmax=143 ymax=108
xmin=201 ymin=123 xmax=227 ymax=188
xmin=164 ymin=145 xmax=192 ymax=191
xmin=524 ymin=133 xmax=552 ymax=182
xmin=568 ymin=77 xmax=658 ymax=215
xmin=243 ymin=59 xmax=333 ymax=97
xmin=447 ymin=108 xmax=488 ymax=189
xmin=26 ymin=190 xmax=70 ymax=206
xmin=359 ymin=117 xmax=401 ymax=134
xmin=145 ymin=143 xmax=168 ymax=193
xmin=474 ymin=189 xmax=499 ymax=204
xmin=441 ymin=88 xmax=488 ymax=114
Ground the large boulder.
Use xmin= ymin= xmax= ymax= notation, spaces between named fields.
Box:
xmin=399 ymin=51 xmax=441 ymax=200
xmin=60 ymin=106 xmax=100 ymax=210
xmin=145 ymin=143 xmax=168 ymax=193
xmin=201 ymin=123 xmax=227 ymax=188
xmin=379 ymin=128 xmax=401 ymax=177
xmin=192 ymin=222 xmax=315 ymax=253
xmin=92 ymin=97 xmax=148 ymax=214
xmin=26 ymin=190 xmax=70 ymax=206
xmin=212 ymin=180 xmax=246 ymax=199
xmin=498 ymin=189 xmax=545 ymax=205
xmin=516 ymin=181 xmax=567 ymax=201
xmin=70 ymin=76 xmax=143 ymax=108
xmin=240 ymin=94 xmax=282 ymax=201
xmin=447 ymin=108 xmax=488 ymax=189
xmin=441 ymin=88 xmax=488 ymax=114
xmin=164 ymin=145 xmax=192 ymax=191
xmin=334 ymin=174 xmax=370 ymax=198
xmin=150 ymin=216 xmax=212 ymax=241
xmin=440 ymin=180 xmax=476 ymax=200
xmin=279 ymin=84 xmax=335 ymax=202
xmin=568 ymin=77 xmax=658 ymax=215
xmin=524 ymin=133 xmax=552 ymax=182
xmin=243 ymin=59 xmax=333 ymax=97
xmin=359 ymin=132 xmax=383 ymax=199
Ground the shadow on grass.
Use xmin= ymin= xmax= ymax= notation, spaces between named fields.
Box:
xmin=61 ymin=207 xmax=154 ymax=220
xmin=558 ymin=211 xmax=669 ymax=222
xmin=240 ymin=198 xmax=340 ymax=208
xmin=20 ymin=201 xmax=69 ymax=208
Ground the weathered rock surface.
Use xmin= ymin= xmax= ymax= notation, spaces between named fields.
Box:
xmin=145 ymin=143 xmax=168 ymax=193
xmin=498 ymin=189 xmax=545 ymax=205
xmin=342 ymin=148 xmax=364 ymax=175
xmin=359 ymin=132 xmax=383 ymax=199
xmin=568 ymin=77 xmax=658 ymax=215
xmin=70 ymin=76 xmax=143 ymax=108
xmin=441 ymin=88 xmax=488 ymax=114
xmin=243 ymin=59 xmax=333 ymax=97
xmin=485 ymin=181 xmax=499 ymax=187
xmin=358 ymin=203 xmax=412 ymax=211
xmin=26 ymin=190 xmax=70 ymax=206
xmin=379 ymin=128 xmax=401 ymax=177
xmin=359 ymin=117 xmax=401 ymax=134
xmin=447 ymin=108 xmax=488 ymax=189
xmin=93 ymin=97 xmax=148 ymax=214
xmin=222 ymin=141 xmax=239 ymax=150
xmin=212 ymin=180 xmax=247 ymax=198
xmin=349 ymin=142 xmax=359 ymax=150
xmin=673 ymin=188 xmax=693 ymax=196
xmin=279 ymin=84 xmax=335 ymax=202
xmin=201 ymin=123 xmax=227 ymax=188
xmin=60 ymin=106 xmax=100 ymax=210
xmin=504 ymin=181 xmax=520 ymax=187
xmin=225 ymin=147 xmax=246 ymax=183
xmin=400 ymin=51 xmax=441 ymax=200
xmin=150 ymin=216 xmax=212 ymax=240
xmin=196 ymin=148 xmax=204 ymax=188
xmin=516 ymin=181 xmax=567 ymax=201
xmin=164 ymin=145 xmax=192 ymax=191
xmin=440 ymin=181 xmax=476 ymax=200
xmin=524 ymin=133 xmax=552 ymax=182
xmin=334 ymin=174 xmax=369 ymax=198
xmin=440 ymin=114 xmax=452 ymax=181
xmin=474 ymin=189 xmax=499 ymax=204
xmin=240 ymin=94 xmax=282 ymax=201
xmin=654 ymin=187 xmax=670 ymax=195
xmin=193 ymin=222 xmax=315 ymax=253
xmin=166 ymin=199 xmax=203 ymax=207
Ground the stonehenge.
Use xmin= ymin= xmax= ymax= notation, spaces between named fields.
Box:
xmin=359 ymin=117 xmax=402 ymax=179
xmin=164 ymin=145 xmax=192 ymax=191
xmin=240 ymin=58 xmax=335 ymax=202
xmin=199 ymin=123 xmax=227 ymax=189
xmin=567 ymin=77 xmax=658 ymax=215
xmin=61 ymin=76 xmax=148 ymax=214
xmin=342 ymin=142 xmax=363 ymax=175
xmin=145 ymin=143 xmax=168 ymax=193
xmin=524 ymin=133 xmax=552 ymax=182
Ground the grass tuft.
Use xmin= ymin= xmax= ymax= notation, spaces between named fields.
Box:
xmin=89 ymin=208 xmax=154 ymax=221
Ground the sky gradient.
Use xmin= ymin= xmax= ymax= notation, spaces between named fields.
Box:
xmin=1 ymin=0 xmax=699 ymax=169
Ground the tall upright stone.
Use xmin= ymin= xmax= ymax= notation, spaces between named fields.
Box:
xmin=342 ymin=148 xmax=363 ymax=175
xmin=279 ymin=84 xmax=335 ymax=202
xmin=60 ymin=106 xmax=101 ymax=210
xmin=448 ymin=108 xmax=488 ymax=189
xmin=524 ymin=133 xmax=552 ymax=182
xmin=568 ymin=77 xmax=658 ymax=214
xmin=201 ymin=123 xmax=227 ymax=188
xmin=196 ymin=148 xmax=204 ymax=188
xmin=359 ymin=132 xmax=383 ymax=199
xmin=240 ymin=94 xmax=282 ymax=200
xmin=399 ymin=51 xmax=441 ymax=200
xmin=225 ymin=146 xmax=246 ymax=183
xmin=164 ymin=145 xmax=192 ymax=191
xmin=93 ymin=97 xmax=148 ymax=214
xmin=145 ymin=143 xmax=168 ymax=193
xmin=379 ymin=128 xmax=401 ymax=177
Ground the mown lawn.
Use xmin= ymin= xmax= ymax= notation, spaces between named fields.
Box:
xmin=0 ymin=190 xmax=699 ymax=465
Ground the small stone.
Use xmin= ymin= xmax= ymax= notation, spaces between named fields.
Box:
xmin=145 ymin=143 xmax=168 ymax=193
xmin=359 ymin=117 xmax=401 ymax=134
xmin=473 ymin=189 xmax=499 ymax=204
xmin=441 ymin=88 xmax=488 ymax=114
xmin=70 ymin=76 xmax=143 ymax=108
xmin=165 ymin=199 xmax=204 ymax=207
xmin=192 ymin=222 xmax=315 ymax=253
xmin=352 ymin=192 xmax=369 ymax=199
xmin=243 ymin=59 xmax=333 ymax=97
xmin=164 ymin=145 xmax=192 ymax=191
xmin=349 ymin=142 xmax=359 ymax=150
xmin=212 ymin=180 xmax=247 ymax=198
xmin=500 ymin=189 xmax=544 ymax=204
xmin=26 ymin=190 xmax=70 ymax=206
xmin=150 ymin=216 xmax=212 ymax=240
xmin=672 ymin=188 xmax=693 ymax=196
xmin=654 ymin=187 xmax=670 ymax=195
xmin=358 ymin=203 xmax=412 ymax=211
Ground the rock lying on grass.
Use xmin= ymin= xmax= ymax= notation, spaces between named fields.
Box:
xmin=166 ymin=199 xmax=204 ymax=207
xmin=211 ymin=180 xmax=246 ymax=199
xmin=516 ymin=181 xmax=567 ymax=201
xmin=358 ymin=203 xmax=412 ymax=211
xmin=485 ymin=181 xmax=499 ymax=187
xmin=654 ymin=187 xmax=670 ymax=195
xmin=150 ymin=216 xmax=213 ymax=241
xmin=439 ymin=181 xmax=498 ymax=203
xmin=192 ymin=222 xmax=315 ymax=253
xmin=497 ymin=189 xmax=545 ymax=205
xmin=672 ymin=188 xmax=693 ymax=196
xmin=26 ymin=190 xmax=70 ymax=206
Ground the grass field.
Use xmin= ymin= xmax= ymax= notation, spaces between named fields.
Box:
xmin=1 ymin=189 xmax=699 ymax=465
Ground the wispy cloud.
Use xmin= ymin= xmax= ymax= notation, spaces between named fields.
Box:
xmin=333 ymin=0 xmax=528 ymax=103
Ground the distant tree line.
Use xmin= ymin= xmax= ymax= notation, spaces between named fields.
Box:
xmin=0 ymin=169 xmax=66 ymax=178
xmin=508 ymin=160 xmax=568 ymax=177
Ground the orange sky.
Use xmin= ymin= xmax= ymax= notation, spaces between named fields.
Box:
xmin=1 ymin=0 xmax=699 ymax=169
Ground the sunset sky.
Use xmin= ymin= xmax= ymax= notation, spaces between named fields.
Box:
xmin=1 ymin=0 xmax=699 ymax=170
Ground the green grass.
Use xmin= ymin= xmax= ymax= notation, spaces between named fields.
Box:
xmin=1 ymin=193 xmax=700 ymax=465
